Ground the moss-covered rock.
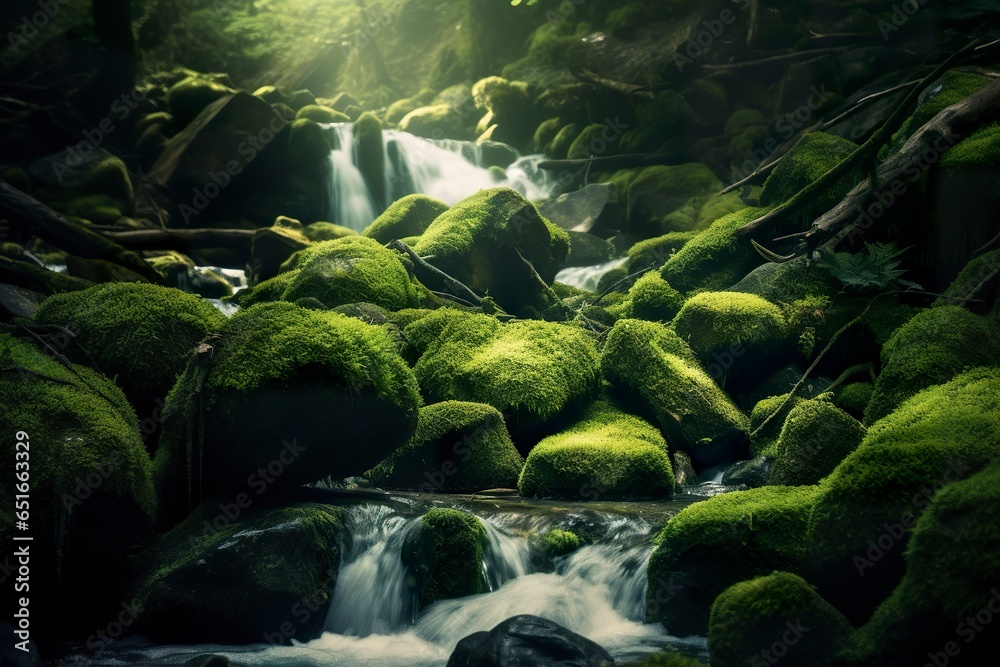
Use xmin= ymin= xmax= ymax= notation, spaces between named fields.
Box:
xmin=519 ymin=401 xmax=674 ymax=500
xmin=864 ymin=305 xmax=1000 ymax=424
xmin=729 ymin=256 xmax=839 ymax=305
xmin=542 ymin=528 xmax=582 ymax=557
xmin=412 ymin=188 xmax=569 ymax=314
xmin=354 ymin=112 xmax=386 ymax=209
xmin=155 ymin=302 xmax=421 ymax=519
xmin=616 ymin=272 xmax=685 ymax=323
xmin=407 ymin=509 xmax=487 ymax=607
xmin=362 ymin=194 xmax=449 ymax=244
xmin=249 ymin=216 xmax=313 ymax=283
xmin=749 ymin=393 xmax=806 ymax=458
xmin=647 ymin=485 xmax=819 ymax=636
xmin=412 ymin=312 xmax=600 ymax=436
xmin=296 ymin=104 xmax=350 ymax=124
xmin=673 ymin=291 xmax=790 ymax=390
xmin=564 ymin=231 xmax=614 ymax=268
xmin=303 ymin=221 xmax=358 ymax=242
xmin=808 ymin=368 xmax=1000 ymax=623
xmin=367 ymin=401 xmax=523 ymax=493
xmin=0 ymin=333 xmax=155 ymax=638
xmin=34 ymin=282 xmax=225 ymax=408
xmin=832 ymin=382 xmax=873 ymax=420
xmin=769 ymin=400 xmax=866 ymax=486
xmin=470 ymin=76 xmax=538 ymax=150
xmin=167 ymin=75 xmax=236 ymax=127
xmin=398 ymin=104 xmax=467 ymax=140
xmin=133 ymin=502 xmax=344 ymax=644
xmin=889 ymin=70 xmax=991 ymax=151
xmin=623 ymin=164 xmax=723 ymax=237
xmin=287 ymin=119 xmax=333 ymax=221
xmin=549 ymin=123 xmax=581 ymax=160
xmin=937 ymin=248 xmax=1000 ymax=315
xmin=602 ymin=319 xmax=749 ymax=467
xmin=708 ymin=572 xmax=852 ymax=667
xmin=758 ymin=132 xmax=858 ymax=208
xmin=626 ymin=231 xmax=699 ymax=272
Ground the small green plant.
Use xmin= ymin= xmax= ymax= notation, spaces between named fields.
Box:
xmin=816 ymin=242 xmax=921 ymax=293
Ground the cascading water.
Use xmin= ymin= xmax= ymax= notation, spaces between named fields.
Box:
xmin=324 ymin=123 xmax=558 ymax=231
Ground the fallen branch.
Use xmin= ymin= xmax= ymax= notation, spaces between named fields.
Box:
xmin=538 ymin=152 xmax=678 ymax=173
xmin=387 ymin=240 xmax=486 ymax=309
xmin=0 ymin=255 xmax=94 ymax=295
xmin=569 ymin=67 xmax=655 ymax=100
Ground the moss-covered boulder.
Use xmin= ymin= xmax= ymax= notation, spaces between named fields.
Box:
xmin=749 ymin=393 xmax=805 ymax=458
xmin=470 ymin=76 xmax=538 ymax=150
xmin=673 ymin=292 xmax=790 ymax=390
xmin=0 ymin=333 xmax=155 ymax=639
xmin=623 ymin=164 xmax=722 ymax=237
xmin=133 ymin=502 xmax=344 ymax=644
xmin=542 ymin=529 xmax=582 ymax=557
xmin=367 ymin=401 xmax=523 ymax=493
xmin=601 ymin=319 xmax=748 ymax=467
xmin=411 ymin=312 xmax=600 ymax=437
xmin=565 ymin=231 xmax=615 ymax=268
xmin=406 ymin=509 xmax=487 ymax=608
xmin=519 ymin=401 xmax=674 ymax=500
xmin=249 ymin=216 xmax=313 ymax=283
xmin=155 ymin=302 xmax=421 ymax=519
xmin=864 ymin=305 xmax=1000 ymax=424
xmin=354 ymin=112 xmax=386 ymax=209
xmin=708 ymin=572 xmax=852 ymax=667
xmin=399 ymin=104 xmax=467 ymax=140
xmin=238 ymin=236 xmax=420 ymax=311
xmin=362 ymin=194 xmax=449 ymax=244
xmin=769 ymin=400 xmax=866 ymax=486
xmin=296 ymin=104 xmax=350 ymax=124
xmin=34 ymin=282 xmax=225 ymax=410
xmin=938 ymin=248 xmax=1000 ymax=315
xmin=303 ymin=221 xmax=358 ymax=242
xmin=626 ymin=231 xmax=699 ymax=272
xmin=647 ymin=485 xmax=819 ymax=636
xmin=412 ymin=188 xmax=569 ymax=314
xmin=758 ymin=132 xmax=858 ymax=208
xmin=808 ymin=368 xmax=1000 ymax=623
xmin=616 ymin=272 xmax=685 ymax=323
xmin=167 ymin=75 xmax=236 ymax=127
xmin=832 ymin=382 xmax=873 ymax=420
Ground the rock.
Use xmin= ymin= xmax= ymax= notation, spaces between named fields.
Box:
xmin=729 ymin=256 xmax=839 ymax=305
xmin=446 ymin=615 xmax=615 ymax=667
xmin=368 ymin=401 xmax=524 ymax=493
xmin=478 ymin=141 xmax=519 ymax=169
xmin=0 ymin=333 xmax=155 ymax=641
xmin=399 ymin=104 xmax=469 ymax=140
xmin=538 ymin=183 xmax=621 ymax=234
xmin=412 ymin=188 xmax=569 ymax=314
xmin=409 ymin=311 xmax=601 ymax=437
xmin=287 ymin=118 xmax=334 ymax=221
xmin=616 ymin=272 xmax=685 ymax=323
xmin=304 ymin=221 xmax=359 ymax=242
xmin=146 ymin=249 xmax=196 ymax=281
xmin=809 ymin=368 xmax=1000 ymax=623
xmin=249 ymin=215 xmax=312 ymax=284
xmin=748 ymin=394 xmax=806 ymax=458
xmin=328 ymin=91 xmax=360 ymax=113
xmin=708 ymin=572 xmax=851 ymax=667
xmin=832 ymin=382 xmax=873 ymax=420
xmin=154 ymin=302 xmax=421 ymax=520
xmin=362 ymin=194 xmax=449 ymax=244
xmin=296 ymin=104 xmax=350 ymax=123
xmin=623 ymin=164 xmax=721 ymax=237
xmin=757 ymin=132 xmax=858 ymax=209
xmin=549 ymin=123 xmax=581 ymax=159
xmin=625 ymin=231 xmax=699 ymax=272
xmin=672 ymin=451 xmax=697 ymax=486
xmin=567 ymin=123 xmax=620 ymax=160
xmin=672 ymin=292 xmax=791 ymax=391
xmin=181 ymin=266 xmax=235 ymax=298
xmin=33 ymin=282 xmax=225 ymax=411
xmin=0 ymin=284 xmax=46 ymax=320
xmin=864 ymin=305 xmax=1000 ymax=424
xmin=239 ymin=235 xmax=421 ymax=311
xmin=406 ymin=509 xmax=487 ymax=608
xmin=533 ymin=117 xmax=562 ymax=153
xmin=601 ymin=319 xmax=749 ymax=467
xmin=565 ymin=231 xmax=614 ymax=267
xmin=647 ymin=485 xmax=819 ymax=636
xmin=542 ymin=529 xmax=582 ymax=557
xmin=937 ymin=248 xmax=1000 ymax=314
xmin=133 ymin=502 xmax=344 ymax=644
xmin=29 ymin=147 xmax=134 ymax=208
xmin=720 ymin=456 xmax=772 ymax=488
xmin=167 ymin=75 xmax=237 ymax=127
xmin=519 ymin=401 xmax=674 ymax=500
xmin=470 ymin=76 xmax=539 ymax=151
xmin=354 ymin=112 xmax=386 ymax=209
xmin=769 ymin=400 xmax=865 ymax=486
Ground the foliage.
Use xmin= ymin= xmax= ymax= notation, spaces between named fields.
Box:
xmin=815 ymin=242 xmax=920 ymax=294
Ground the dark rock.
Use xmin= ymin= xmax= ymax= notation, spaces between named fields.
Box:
xmin=538 ymin=183 xmax=622 ymax=234
xmin=672 ymin=451 xmax=697 ymax=486
xmin=566 ymin=231 xmax=614 ymax=268
xmin=721 ymin=456 xmax=773 ymax=488
xmin=446 ymin=615 xmax=615 ymax=667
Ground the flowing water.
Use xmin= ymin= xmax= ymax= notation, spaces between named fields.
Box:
xmin=71 ymin=493 xmax=710 ymax=666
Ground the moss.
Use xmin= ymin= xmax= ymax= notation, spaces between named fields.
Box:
xmin=386 ymin=90 xmax=435 ymax=124
xmin=660 ymin=206 xmax=770 ymax=295
xmin=303 ymin=221 xmax=358 ymax=242
xmin=601 ymin=319 xmax=748 ymax=467
xmin=808 ymin=368 xmax=1000 ymax=622
xmin=533 ymin=117 xmax=562 ymax=153
xmin=937 ymin=247 xmax=1000 ymax=314
xmin=617 ymin=272 xmax=685 ymax=323
xmin=34 ymin=282 xmax=225 ymax=405
xmin=367 ymin=401 xmax=523 ymax=493
xmin=833 ymin=382 xmax=873 ymax=419
xmin=708 ymin=572 xmax=851 ymax=667
xmin=519 ymin=401 xmax=674 ymax=500
xmin=413 ymin=313 xmax=601 ymax=433
xmin=288 ymin=118 xmax=332 ymax=166
xmin=543 ymin=528 xmax=581 ymax=557
xmin=167 ymin=76 xmax=235 ymax=126
xmin=249 ymin=216 xmax=313 ymax=283
xmin=889 ymin=70 xmax=991 ymax=151
xmin=567 ymin=123 xmax=618 ymax=160
xmin=362 ymin=194 xmax=449 ymax=244
xmin=729 ymin=256 xmax=839 ymax=305
xmin=770 ymin=400 xmax=866 ymax=486
xmin=625 ymin=164 xmax=723 ymax=237
xmin=412 ymin=509 xmax=487 ymax=606
xmin=749 ymin=394 xmax=806 ymax=458
xmin=548 ymin=123 xmax=581 ymax=160
xmin=354 ymin=112 xmax=385 ymax=208
xmin=759 ymin=132 xmax=858 ymax=207
xmin=940 ymin=120 xmax=1000 ymax=168
xmin=864 ymin=305 xmax=1000 ymax=424
xmin=133 ymin=502 xmax=344 ymax=644
xmin=73 ymin=152 xmax=134 ymax=205
xmin=146 ymin=250 xmax=196 ymax=280
xmin=619 ymin=654 xmax=707 ymax=667
xmin=295 ymin=104 xmax=350 ymax=124
xmin=647 ymin=485 xmax=820 ymax=636
xmin=626 ymin=232 xmax=699 ymax=272
xmin=64 ymin=194 xmax=123 ymax=224
xmin=155 ymin=302 xmax=421 ymax=518
xmin=398 ymin=104 xmax=466 ymax=140
xmin=565 ymin=231 xmax=615 ymax=267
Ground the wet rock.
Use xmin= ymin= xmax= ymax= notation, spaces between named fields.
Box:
xmin=672 ymin=451 xmax=697 ymax=486
xmin=565 ymin=231 xmax=614 ymax=267
xmin=721 ymin=456 xmax=772 ymax=489
xmin=447 ymin=615 xmax=615 ymax=667
xmin=538 ymin=183 xmax=621 ymax=234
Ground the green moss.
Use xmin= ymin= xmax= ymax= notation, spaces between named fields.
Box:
xmin=808 ymin=368 xmax=1000 ymax=621
xmin=367 ymin=401 xmax=523 ymax=493
xmin=533 ymin=117 xmax=562 ymax=153
xmin=625 ymin=164 xmax=723 ymax=237
xmin=729 ymin=256 xmax=839 ymax=305
xmin=34 ymin=282 xmax=225 ymax=404
xmin=386 ymin=90 xmax=435 ymax=124
xmin=567 ymin=123 xmax=618 ymax=160
xmin=749 ymin=394 xmax=805 ymax=458
xmin=412 ymin=313 xmax=600 ymax=432
xmin=626 ymin=232 xmax=699 ymax=272
xmin=660 ymin=206 xmax=769 ymax=295
xmin=565 ymin=231 xmax=614 ymax=267
xmin=708 ymin=572 xmax=851 ymax=667
xmin=295 ymin=104 xmax=350 ymax=123
xmin=549 ymin=123 xmax=580 ymax=160
xmin=937 ymin=248 xmax=1000 ymax=313
xmin=519 ymin=401 xmax=674 ymax=500
xmin=864 ymin=305 xmax=1000 ymax=424
xmin=889 ymin=71 xmax=991 ymax=151
xmin=146 ymin=250 xmax=196 ymax=280
xmin=833 ymin=382 xmax=873 ymax=419
xmin=167 ymin=76 xmax=235 ymax=126
xmin=249 ymin=216 xmax=313 ymax=283
xmin=64 ymin=194 xmax=123 ymax=224
xmin=133 ymin=502 xmax=344 ymax=644
xmin=303 ymin=221 xmax=358 ymax=242
xmin=155 ymin=302 xmax=421 ymax=518
xmin=673 ymin=291 xmax=788 ymax=367
xmin=647 ymin=485 xmax=820 ymax=636
xmin=398 ymin=104 xmax=466 ymax=140
xmin=941 ymin=120 xmax=1000 ymax=168
xmin=289 ymin=118 xmax=332 ymax=165
xmin=412 ymin=509 xmax=487 ymax=606
xmin=618 ymin=272 xmax=685 ymax=323
xmin=759 ymin=132 xmax=858 ymax=207
xmin=543 ymin=528 xmax=581 ymax=557
xmin=601 ymin=319 xmax=748 ymax=466
xmin=354 ymin=112 xmax=385 ymax=208
xmin=362 ymin=194 xmax=449 ymax=244
xmin=619 ymin=654 xmax=707 ymax=667
xmin=770 ymin=400 xmax=866 ymax=486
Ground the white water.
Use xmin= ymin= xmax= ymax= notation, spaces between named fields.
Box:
xmin=555 ymin=256 xmax=629 ymax=291
xmin=324 ymin=123 xmax=558 ymax=231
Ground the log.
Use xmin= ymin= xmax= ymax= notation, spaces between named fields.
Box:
xmin=538 ymin=152 xmax=679 ymax=172
xmin=0 ymin=179 xmax=164 ymax=284
xmin=100 ymin=227 xmax=255 ymax=252
xmin=0 ymin=255 xmax=94 ymax=295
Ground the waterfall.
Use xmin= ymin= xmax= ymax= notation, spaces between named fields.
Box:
xmin=324 ymin=124 xmax=557 ymax=232
xmin=555 ymin=256 xmax=629 ymax=291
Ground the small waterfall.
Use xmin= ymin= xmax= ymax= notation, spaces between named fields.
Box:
xmin=555 ymin=256 xmax=629 ymax=291
xmin=327 ymin=124 xmax=380 ymax=231
xmin=480 ymin=517 xmax=531 ymax=591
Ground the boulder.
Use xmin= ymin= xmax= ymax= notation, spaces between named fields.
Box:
xmin=166 ymin=75 xmax=237 ymax=127
xmin=769 ymin=400 xmax=865 ymax=486
xmin=758 ymin=132 xmax=858 ymax=208
xmin=249 ymin=216 xmax=312 ymax=284
xmin=362 ymin=194 xmax=449 ymax=244
xmin=615 ymin=272 xmax=685 ymax=323
xmin=447 ymin=615 xmax=614 ymax=667
xmin=832 ymin=382 xmax=873 ymax=420
xmin=399 ymin=104 xmax=469 ymax=140
xmin=406 ymin=509 xmax=487 ymax=608
xmin=537 ymin=183 xmax=621 ymax=234
xmin=354 ymin=112 xmax=386 ymax=209
xmin=296 ymin=104 xmax=349 ymax=124
xmin=720 ymin=456 xmax=772 ymax=489
xmin=565 ymin=231 xmax=615 ymax=267
xmin=304 ymin=221 xmax=359 ymax=242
